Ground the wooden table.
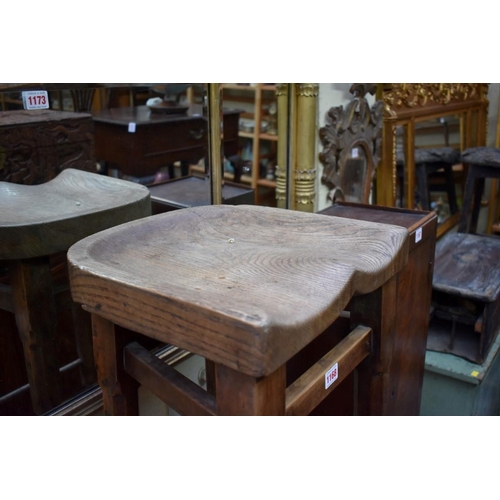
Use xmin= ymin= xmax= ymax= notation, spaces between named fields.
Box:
xmin=92 ymin=105 xmax=241 ymax=179
xmin=316 ymin=202 xmax=438 ymax=415
xmin=148 ymin=176 xmax=254 ymax=214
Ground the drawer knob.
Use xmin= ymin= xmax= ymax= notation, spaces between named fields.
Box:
xmin=189 ymin=129 xmax=205 ymax=140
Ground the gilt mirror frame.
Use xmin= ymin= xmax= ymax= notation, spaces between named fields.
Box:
xmin=319 ymin=83 xmax=384 ymax=205
xmin=376 ymin=83 xmax=489 ymax=237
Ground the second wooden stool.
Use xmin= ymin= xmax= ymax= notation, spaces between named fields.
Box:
xmin=0 ymin=169 xmax=150 ymax=414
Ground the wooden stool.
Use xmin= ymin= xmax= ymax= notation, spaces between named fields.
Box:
xmin=0 ymin=169 xmax=150 ymax=414
xmin=458 ymin=147 xmax=500 ymax=234
xmin=397 ymin=147 xmax=459 ymax=213
xmin=429 ymin=147 xmax=500 ymax=364
xmin=68 ymin=205 xmax=409 ymax=416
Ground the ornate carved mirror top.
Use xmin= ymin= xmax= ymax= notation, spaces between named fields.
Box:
xmin=380 ymin=83 xmax=489 ymax=116
xmin=319 ymin=83 xmax=383 ymax=204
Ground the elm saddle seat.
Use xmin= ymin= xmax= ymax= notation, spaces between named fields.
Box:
xmin=396 ymin=147 xmax=460 ymax=213
xmin=0 ymin=169 xmax=150 ymax=415
xmin=429 ymin=147 xmax=500 ymax=364
xmin=68 ymin=205 xmax=409 ymax=416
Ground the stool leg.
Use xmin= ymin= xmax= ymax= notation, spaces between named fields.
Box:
xmin=71 ymin=304 xmax=97 ymax=387
xmin=469 ymin=177 xmax=485 ymax=235
xmin=10 ymin=258 xmax=62 ymax=415
xmin=417 ymin=164 xmax=429 ymax=211
xmin=444 ymin=164 xmax=458 ymax=215
xmin=350 ymin=275 xmax=397 ymax=416
xmin=458 ymin=168 xmax=477 ymax=233
xmin=91 ymin=314 xmax=139 ymax=415
xmin=215 ymin=364 xmax=286 ymax=415
xmin=180 ymin=160 xmax=190 ymax=177
xmin=205 ymin=359 xmax=216 ymax=396
xmin=167 ymin=164 xmax=175 ymax=180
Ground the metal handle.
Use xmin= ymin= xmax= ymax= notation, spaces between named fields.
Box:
xmin=189 ymin=128 xmax=205 ymax=140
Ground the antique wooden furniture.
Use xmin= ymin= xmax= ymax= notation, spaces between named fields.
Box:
xmin=0 ymin=109 xmax=95 ymax=185
xmin=458 ymin=147 xmax=500 ymax=233
xmin=397 ymin=147 xmax=460 ymax=214
xmin=0 ymin=169 xmax=150 ymax=415
xmin=377 ymin=84 xmax=488 ymax=237
xmin=421 ymin=333 xmax=500 ymax=415
xmin=148 ymin=176 xmax=254 ymax=214
xmin=319 ymin=84 xmax=383 ymax=204
xmin=222 ymin=84 xmax=278 ymax=204
xmin=429 ymin=147 xmax=500 ymax=364
xmin=67 ymin=204 xmax=416 ymax=416
xmin=92 ymin=104 xmax=241 ymax=180
xmin=317 ymin=202 xmax=438 ymax=415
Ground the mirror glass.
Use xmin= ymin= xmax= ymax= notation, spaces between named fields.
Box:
xmin=342 ymin=145 xmax=368 ymax=203
xmin=396 ymin=114 xmax=463 ymax=225
xmin=417 ymin=114 xmax=462 ymax=225
xmin=221 ymin=84 xmax=278 ymax=206
xmin=0 ymin=83 xmax=228 ymax=415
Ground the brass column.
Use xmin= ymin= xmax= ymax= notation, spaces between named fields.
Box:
xmin=206 ymin=83 xmax=223 ymax=206
xmin=377 ymin=114 xmax=397 ymax=207
xmin=295 ymin=83 xmax=318 ymax=212
xmin=276 ymin=83 xmax=318 ymax=212
xmin=276 ymin=84 xmax=291 ymax=209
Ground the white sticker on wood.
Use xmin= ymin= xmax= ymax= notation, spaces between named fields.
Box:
xmin=325 ymin=363 xmax=339 ymax=389
xmin=22 ymin=91 xmax=49 ymax=110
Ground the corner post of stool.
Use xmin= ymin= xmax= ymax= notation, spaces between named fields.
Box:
xmin=350 ymin=275 xmax=398 ymax=416
xmin=9 ymin=257 xmax=62 ymax=415
xmin=91 ymin=313 xmax=139 ymax=416
xmin=71 ymin=304 xmax=97 ymax=386
xmin=458 ymin=166 xmax=478 ymax=233
xmin=215 ymin=364 xmax=286 ymax=416
xmin=416 ymin=163 xmax=429 ymax=211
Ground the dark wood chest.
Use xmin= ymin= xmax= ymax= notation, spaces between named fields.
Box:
xmin=288 ymin=202 xmax=438 ymax=415
xmin=0 ymin=109 xmax=95 ymax=185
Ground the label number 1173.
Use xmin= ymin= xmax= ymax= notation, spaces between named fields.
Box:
xmin=28 ymin=95 xmax=47 ymax=106
xmin=22 ymin=90 xmax=50 ymax=110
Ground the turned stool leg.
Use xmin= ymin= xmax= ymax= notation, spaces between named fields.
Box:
xmin=215 ymin=364 xmax=286 ymax=416
xmin=9 ymin=258 xmax=62 ymax=415
xmin=91 ymin=314 xmax=139 ymax=415
xmin=350 ymin=275 xmax=397 ymax=416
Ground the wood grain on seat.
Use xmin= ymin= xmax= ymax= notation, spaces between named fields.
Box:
xmin=0 ymin=169 xmax=151 ymax=260
xmin=68 ymin=205 xmax=409 ymax=378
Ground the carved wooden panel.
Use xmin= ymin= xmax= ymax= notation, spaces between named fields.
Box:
xmin=0 ymin=110 xmax=95 ymax=185
xmin=319 ymin=84 xmax=383 ymax=204
xmin=382 ymin=83 xmax=489 ymax=115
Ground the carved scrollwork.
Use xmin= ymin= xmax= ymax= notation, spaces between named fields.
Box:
xmin=383 ymin=83 xmax=488 ymax=111
xmin=319 ymin=88 xmax=383 ymax=204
